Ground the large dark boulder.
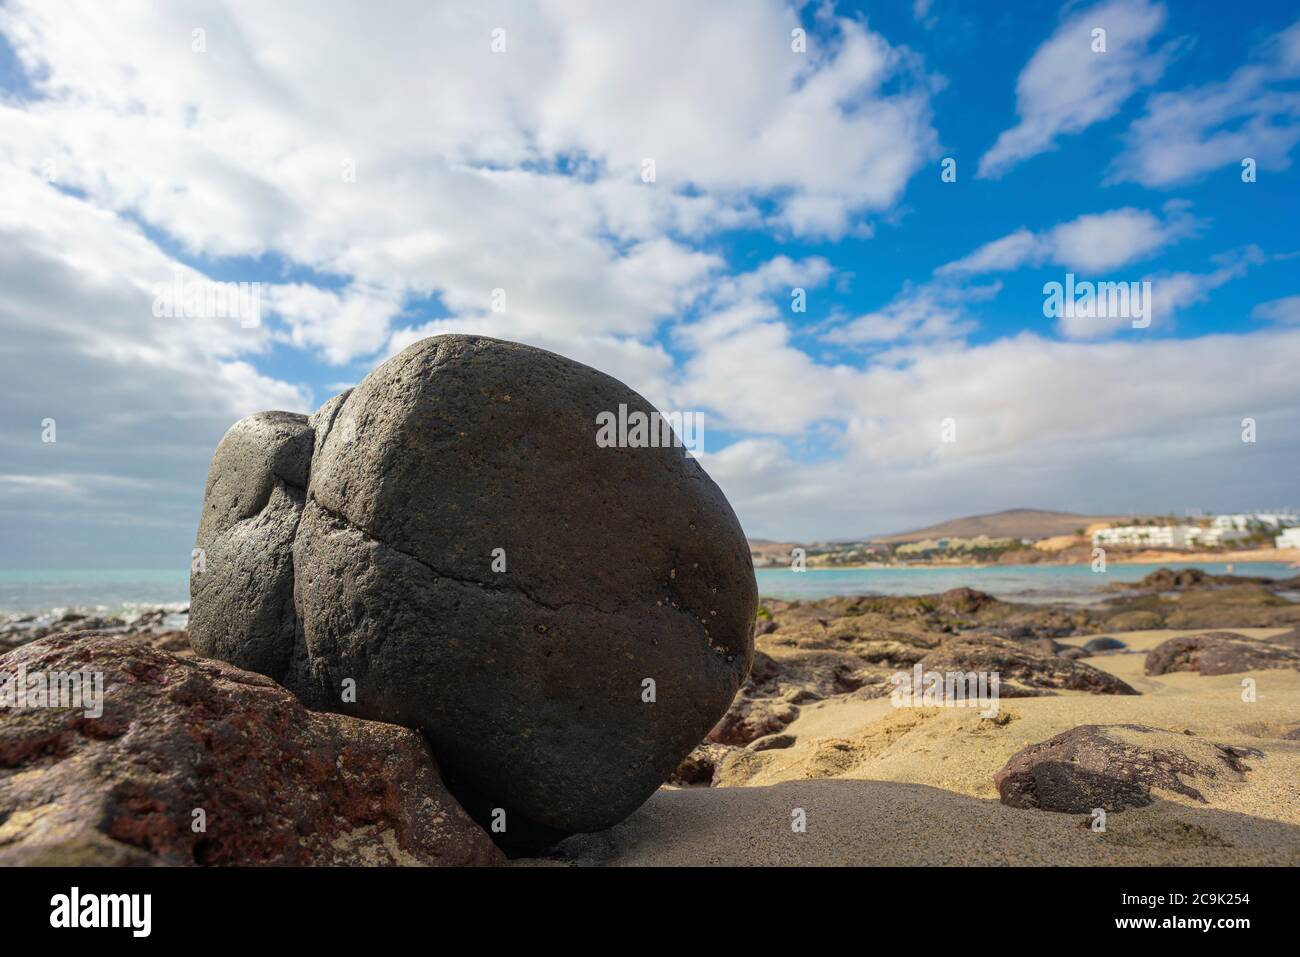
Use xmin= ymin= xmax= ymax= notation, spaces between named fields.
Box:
xmin=190 ymin=335 xmax=757 ymax=842
xmin=0 ymin=632 xmax=502 ymax=865
xmin=1144 ymin=631 xmax=1300 ymax=676
xmin=995 ymin=724 xmax=1261 ymax=813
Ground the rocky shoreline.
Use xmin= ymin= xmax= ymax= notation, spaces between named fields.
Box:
xmin=3 ymin=567 xmax=1299 ymax=866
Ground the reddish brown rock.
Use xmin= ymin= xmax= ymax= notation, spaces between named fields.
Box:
xmin=706 ymin=696 xmax=799 ymax=746
xmin=0 ymin=632 xmax=502 ymax=866
xmin=1144 ymin=631 xmax=1300 ymax=677
xmin=995 ymin=724 xmax=1261 ymax=813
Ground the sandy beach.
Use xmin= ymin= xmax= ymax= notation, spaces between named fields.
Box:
xmin=550 ymin=622 xmax=1300 ymax=866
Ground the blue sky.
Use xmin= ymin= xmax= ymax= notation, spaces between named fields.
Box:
xmin=1 ymin=0 xmax=1299 ymax=568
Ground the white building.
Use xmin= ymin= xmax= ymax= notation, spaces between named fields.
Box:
xmin=1092 ymin=525 xmax=1192 ymax=548
xmin=1213 ymin=512 xmax=1300 ymax=531
xmin=1092 ymin=524 xmax=1250 ymax=549
xmin=1212 ymin=514 xmax=1249 ymax=531
xmin=1186 ymin=526 xmax=1251 ymax=548
xmin=1277 ymin=527 xmax=1300 ymax=549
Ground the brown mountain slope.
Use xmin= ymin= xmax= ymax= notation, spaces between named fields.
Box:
xmin=871 ymin=509 xmax=1122 ymax=545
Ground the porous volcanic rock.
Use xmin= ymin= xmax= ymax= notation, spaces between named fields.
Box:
xmin=0 ymin=632 xmax=502 ymax=866
xmin=190 ymin=335 xmax=757 ymax=841
xmin=995 ymin=724 xmax=1262 ymax=813
xmin=706 ymin=697 xmax=799 ymax=746
xmin=918 ymin=635 xmax=1138 ymax=697
xmin=1144 ymin=632 xmax=1300 ymax=677
xmin=668 ymin=742 xmax=738 ymax=786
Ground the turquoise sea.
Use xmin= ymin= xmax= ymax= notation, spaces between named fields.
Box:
xmin=0 ymin=568 xmax=191 ymax=618
xmin=2 ymin=562 xmax=1297 ymax=619
xmin=755 ymin=562 xmax=1300 ymax=603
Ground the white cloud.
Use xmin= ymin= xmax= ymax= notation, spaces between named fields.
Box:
xmin=1109 ymin=17 xmax=1300 ymax=187
xmin=0 ymin=167 xmax=311 ymax=563
xmin=978 ymin=0 xmax=1177 ymax=179
xmin=912 ymin=0 xmax=938 ymax=30
xmin=672 ymin=257 xmax=846 ymax=433
xmin=1053 ymin=259 xmax=1248 ymax=340
xmin=0 ymin=0 xmax=946 ymax=563
xmin=1252 ymin=294 xmax=1300 ymax=326
xmin=706 ymin=328 xmax=1300 ymax=538
xmin=824 ymin=281 xmax=1001 ymax=346
xmin=0 ymin=0 xmax=942 ymax=453
xmin=266 ymin=284 xmax=408 ymax=365
xmin=938 ymin=203 xmax=1201 ymax=276
xmin=1 ymin=0 xmax=1296 ymax=560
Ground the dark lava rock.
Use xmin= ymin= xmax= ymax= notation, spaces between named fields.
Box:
xmin=668 ymin=742 xmax=737 ymax=786
xmin=1100 ymin=585 xmax=1300 ymax=631
xmin=1102 ymin=610 xmax=1164 ymax=631
xmin=918 ymin=635 xmax=1138 ymax=697
xmin=0 ymin=632 xmax=502 ymax=866
xmin=190 ymin=335 xmax=757 ymax=841
xmin=1270 ymin=628 xmax=1300 ymax=650
xmin=932 ymin=587 xmax=998 ymax=615
xmin=1083 ymin=636 xmax=1127 ymax=653
xmin=189 ymin=410 xmax=313 ymax=680
xmin=1144 ymin=632 xmax=1300 ymax=676
xmin=1027 ymin=637 xmax=1065 ymax=655
xmin=746 ymin=649 xmax=782 ymax=692
xmin=1126 ymin=566 xmax=1300 ymax=592
xmin=995 ymin=724 xmax=1262 ymax=813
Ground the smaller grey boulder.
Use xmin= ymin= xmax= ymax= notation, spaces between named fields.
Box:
xmin=1083 ymin=635 xmax=1127 ymax=653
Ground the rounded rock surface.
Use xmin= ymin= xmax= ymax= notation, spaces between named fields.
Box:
xmin=192 ymin=335 xmax=758 ymax=840
xmin=189 ymin=411 xmax=313 ymax=679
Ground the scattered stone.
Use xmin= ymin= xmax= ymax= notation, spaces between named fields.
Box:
xmin=995 ymin=724 xmax=1262 ymax=813
xmin=1269 ymin=628 xmax=1300 ymax=650
xmin=1144 ymin=632 xmax=1300 ymax=676
xmin=707 ymin=697 xmax=799 ymax=746
xmin=1027 ymin=637 xmax=1065 ymax=656
xmin=1102 ymin=610 xmax=1163 ymax=631
xmin=1083 ymin=635 xmax=1127 ymax=653
xmin=1128 ymin=567 xmax=1278 ymax=591
xmin=919 ymin=635 xmax=1138 ymax=697
xmin=1235 ymin=721 xmax=1300 ymax=741
xmin=668 ymin=742 xmax=738 ymax=787
xmin=0 ymin=632 xmax=503 ymax=866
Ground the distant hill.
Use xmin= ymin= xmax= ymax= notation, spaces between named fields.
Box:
xmin=870 ymin=508 xmax=1121 ymax=545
